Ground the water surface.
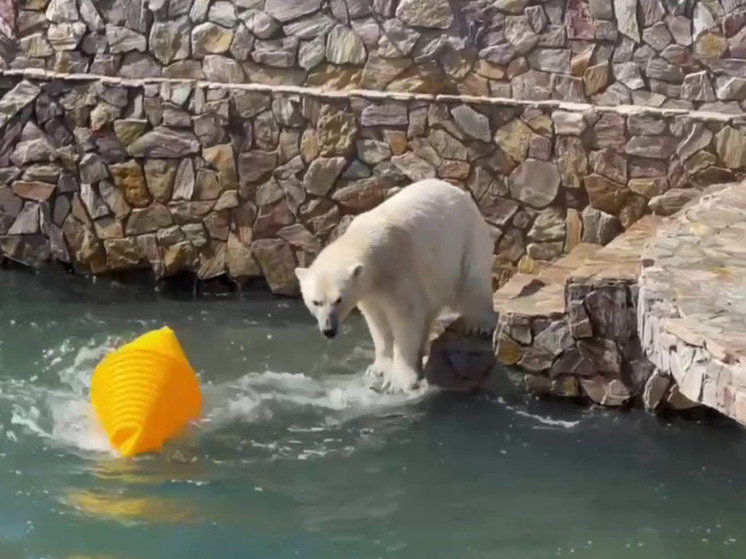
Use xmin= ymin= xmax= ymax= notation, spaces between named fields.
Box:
xmin=1 ymin=268 xmax=745 ymax=559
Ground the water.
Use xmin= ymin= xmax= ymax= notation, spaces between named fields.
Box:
xmin=1 ymin=269 xmax=746 ymax=559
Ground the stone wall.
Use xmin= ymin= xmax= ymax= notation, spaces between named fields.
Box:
xmin=6 ymin=0 xmax=746 ymax=110
xmin=3 ymin=0 xmax=746 ymax=293
xmin=2 ymin=74 xmax=746 ymax=292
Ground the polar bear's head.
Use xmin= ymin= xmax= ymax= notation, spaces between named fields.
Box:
xmin=294 ymin=262 xmax=364 ymax=339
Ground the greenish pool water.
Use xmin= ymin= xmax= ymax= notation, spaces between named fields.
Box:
xmin=1 ymin=269 xmax=746 ymax=559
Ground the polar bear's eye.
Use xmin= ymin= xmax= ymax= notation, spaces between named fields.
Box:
xmin=334 ymin=297 xmax=342 ymax=305
xmin=312 ymin=300 xmax=321 ymax=306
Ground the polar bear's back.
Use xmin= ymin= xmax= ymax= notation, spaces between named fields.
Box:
xmin=347 ymin=179 xmax=492 ymax=305
xmin=351 ymin=179 xmax=480 ymax=230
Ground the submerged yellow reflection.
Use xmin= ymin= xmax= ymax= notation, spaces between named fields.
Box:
xmin=84 ymin=455 xmax=209 ymax=486
xmin=64 ymin=490 xmax=202 ymax=525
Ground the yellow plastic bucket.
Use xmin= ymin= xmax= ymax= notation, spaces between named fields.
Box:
xmin=91 ymin=327 xmax=202 ymax=457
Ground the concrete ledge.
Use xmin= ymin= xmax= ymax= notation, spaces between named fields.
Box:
xmin=638 ymin=181 xmax=746 ymax=425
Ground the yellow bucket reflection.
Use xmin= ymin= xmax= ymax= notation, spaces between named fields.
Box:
xmin=65 ymin=490 xmax=201 ymax=525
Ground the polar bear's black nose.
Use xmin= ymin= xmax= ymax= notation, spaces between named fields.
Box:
xmin=322 ymin=328 xmax=337 ymax=339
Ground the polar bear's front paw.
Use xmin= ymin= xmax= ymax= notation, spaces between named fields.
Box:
xmin=365 ymin=356 xmax=392 ymax=379
xmin=382 ymin=367 xmax=420 ymax=393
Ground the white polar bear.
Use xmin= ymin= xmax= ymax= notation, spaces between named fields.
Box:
xmin=294 ymin=178 xmax=496 ymax=392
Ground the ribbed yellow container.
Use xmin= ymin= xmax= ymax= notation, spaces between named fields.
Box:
xmin=91 ymin=327 xmax=202 ymax=457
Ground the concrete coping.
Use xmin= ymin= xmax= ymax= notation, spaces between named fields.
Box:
xmin=0 ymin=67 xmax=744 ymax=124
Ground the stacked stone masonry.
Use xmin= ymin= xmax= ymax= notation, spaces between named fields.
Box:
xmin=4 ymin=0 xmax=746 ymax=111
xmin=2 ymin=0 xmax=746 ymax=292
xmin=0 ymin=72 xmax=746 ymax=294
xmin=493 ymin=214 xmax=706 ymax=412
xmin=639 ymin=182 xmax=746 ymax=425
xmin=2 ymin=71 xmax=746 ymax=291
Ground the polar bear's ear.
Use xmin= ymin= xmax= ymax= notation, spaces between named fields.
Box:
xmin=294 ymin=267 xmax=308 ymax=281
xmin=349 ymin=263 xmax=363 ymax=279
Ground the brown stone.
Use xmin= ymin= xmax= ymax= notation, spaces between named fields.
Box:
xmin=495 ymin=119 xmax=533 ymax=163
xmin=496 ymin=332 xmax=524 ymax=365
xmin=317 ymin=108 xmax=357 ymax=157
xmin=226 ymin=232 xmax=261 ymax=279
xmin=391 ymin=152 xmax=437 ymax=181
xmin=428 ymin=129 xmax=467 ymax=161
xmin=695 ymin=31 xmax=728 ymax=58
xmin=508 ymin=159 xmax=561 ymax=208
xmin=619 ymin=193 xmax=646 ymax=229
xmin=163 ymin=241 xmax=198 ymax=275
xmin=278 ymin=129 xmax=301 ymax=164
xmin=555 ymin=136 xmax=588 ymax=189
xmin=306 ymin=64 xmax=363 ymax=90
xmin=299 ymin=198 xmax=340 ymax=240
xmin=529 ymin=135 xmax=553 ymax=160
xmin=571 ymin=45 xmax=594 ymax=77
xmin=565 ymin=208 xmax=582 ymax=252
xmin=360 ymin=56 xmax=412 ymax=89
xmin=715 ymin=127 xmax=746 ymax=169
xmin=255 ymin=177 xmax=284 ymax=206
xmin=113 ymin=119 xmax=148 ymax=147
xmin=251 ymin=238 xmax=299 ymax=295
xmin=300 ymin=129 xmax=320 ymax=163
xmin=357 ymin=139 xmax=391 ymax=165
xmin=593 ymin=112 xmax=626 ymax=149
xmin=203 ymin=143 xmax=238 ymax=189
xmin=384 ymin=130 xmax=408 ymax=156
xmin=498 ymin=227 xmax=526 ymax=262
xmin=649 ymin=188 xmax=700 ymax=216
xmin=589 ymin=148 xmax=627 ymax=185
xmin=11 ymin=181 xmax=55 ymax=202
xmin=253 ymin=111 xmax=280 ymax=151
xmin=238 ymin=151 xmax=277 ymax=186
xmin=332 ymin=179 xmax=385 ymax=212
xmin=625 ymin=136 xmax=677 ymax=159
xmin=584 ymin=63 xmax=609 ymax=95
xmin=110 ymin=160 xmax=151 ymax=208
xmin=628 ymin=177 xmax=667 ymax=198
xmin=580 ymin=377 xmax=630 ymax=406
xmin=584 ymin=174 xmax=630 ymax=215
xmin=204 ymin=210 xmax=230 ymax=241
xmin=104 ymin=237 xmax=142 ymax=270
xmin=143 ymin=159 xmax=178 ymax=202
xmin=253 ymin=199 xmax=295 ymax=238
xmin=475 ymin=60 xmax=506 ymax=80
xmin=196 ymin=241 xmax=226 ymax=279
xmin=386 ymin=63 xmax=457 ymax=94
xmin=194 ymin=168 xmax=224 ymax=201
xmin=303 ymin=157 xmax=347 ymax=196
xmin=125 ymin=203 xmax=174 ymax=235
xmin=439 ymin=160 xmax=470 ymax=180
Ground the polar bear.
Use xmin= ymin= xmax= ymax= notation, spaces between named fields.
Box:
xmin=294 ymin=178 xmax=496 ymax=392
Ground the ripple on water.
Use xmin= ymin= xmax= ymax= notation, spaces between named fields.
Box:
xmin=0 ymin=337 xmax=438 ymax=464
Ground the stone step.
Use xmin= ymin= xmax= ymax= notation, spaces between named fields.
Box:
xmin=492 ymin=242 xmax=601 ymax=320
xmin=493 ymin=215 xmax=664 ymax=406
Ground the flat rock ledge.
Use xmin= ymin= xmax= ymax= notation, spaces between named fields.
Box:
xmin=493 ymin=213 xmax=705 ymax=414
xmin=639 ymin=181 xmax=746 ymax=425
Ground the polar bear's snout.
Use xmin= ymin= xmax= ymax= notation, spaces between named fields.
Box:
xmin=320 ymin=313 xmax=338 ymax=339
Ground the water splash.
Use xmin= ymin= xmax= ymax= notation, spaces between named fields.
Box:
xmin=0 ymin=337 xmax=432 ymax=458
